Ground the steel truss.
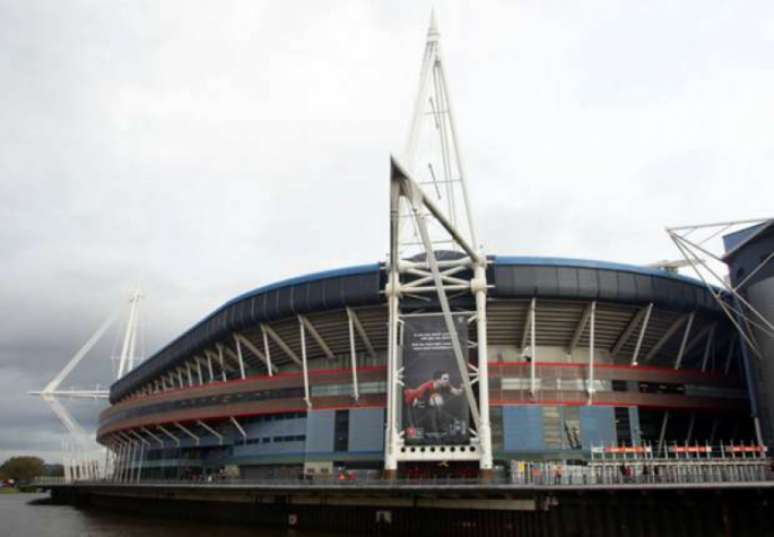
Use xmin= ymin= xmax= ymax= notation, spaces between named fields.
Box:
xmin=667 ymin=218 xmax=774 ymax=446
xmin=384 ymin=13 xmax=492 ymax=472
xmin=28 ymin=287 xmax=144 ymax=482
xmin=667 ymin=219 xmax=774 ymax=361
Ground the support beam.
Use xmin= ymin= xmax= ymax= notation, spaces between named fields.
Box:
xmin=235 ymin=332 xmax=276 ymax=375
xmin=611 ymin=305 xmax=650 ymax=357
xmin=384 ymin=184 xmax=400 ymax=474
xmin=44 ymin=310 xmax=118 ymax=394
xmin=196 ymin=420 xmax=224 ymax=445
xmin=473 ymin=262 xmax=493 ymax=471
xmin=229 ymin=416 xmax=247 ymax=444
xmin=684 ymin=323 xmax=715 ymax=359
xmin=113 ymin=442 xmax=126 ymax=482
xmin=174 ymin=422 xmax=200 ymax=446
xmin=262 ymin=324 xmax=302 ymax=366
xmin=657 ymin=411 xmax=670 ymax=457
xmin=263 ymin=328 xmax=273 ymax=374
xmin=135 ymin=442 xmax=144 ymax=483
xmin=141 ymin=426 xmax=165 ymax=447
xmin=122 ymin=441 xmax=132 ymax=483
xmin=217 ymin=345 xmax=227 ymax=382
xmin=195 ymin=358 xmax=204 ymax=385
xmin=298 ymin=317 xmax=312 ymax=408
xmin=200 ymin=349 xmax=215 ymax=382
xmin=205 ymin=343 xmax=239 ymax=372
xmin=529 ymin=298 xmax=537 ymax=395
xmin=521 ymin=300 xmax=533 ymax=350
xmin=347 ymin=308 xmax=360 ymax=401
xmin=673 ymin=312 xmax=696 ymax=370
xmin=222 ymin=344 xmax=244 ymax=374
xmin=700 ymin=325 xmax=717 ymax=372
xmin=393 ymin=157 xmax=480 ymax=262
xmin=117 ymin=435 xmax=134 ymax=483
xmin=298 ymin=315 xmax=335 ymax=359
xmin=107 ymin=441 xmax=117 ymax=482
xmin=129 ymin=429 xmax=151 ymax=447
xmin=346 ymin=307 xmax=377 ymax=358
xmin=156 ymin=425 xmax=181 ymax=447
xmin=111 ymin=442 xmax=121 ymax=479
xmin=671 ymin=235 xmax=769 ymax=358
xmin=643 ymin=314 xmax=689 ymax=363
xmin=125 ymin=441 xmax=136 ymax=483
xmin=233 ymin=335 xmax=247 ymax=379
xmin=186 ymin=363 xmax=193 ymax=386
xmin=631 ymin=303 xmax=654 ymax=366
xmin=117 ymin=288 xmax=142 ymax=379
xmin=569 ymin=302 xmax=593 ymax=354
xmin=724 ymin=335 xmax=738 ymax=375
xmin=203 ymin=352 xmax=223 ymax=377
xmin=206 ymin=352 xmax=215 ymax=382
xmin=587 ymin=301 xmax=596 ymax=403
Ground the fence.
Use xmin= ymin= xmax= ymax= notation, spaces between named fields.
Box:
xmin=510 ymin=441 xmax=771 ymax=486
xmin=32 ymin=442 xmax=773 ymax=488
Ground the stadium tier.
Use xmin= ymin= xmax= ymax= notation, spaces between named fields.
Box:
xmin=98 ymin=256 xmax=752 ymax=479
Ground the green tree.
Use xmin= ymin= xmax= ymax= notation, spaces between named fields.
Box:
xmin=0 ymin=457 xmax=46 ymax=482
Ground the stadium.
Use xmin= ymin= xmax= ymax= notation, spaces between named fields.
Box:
xmin=92 ymin=18 xmax=771 ymax=485
xmin=97 ymin=255 xmax=753 ymax=480
xmin=24 ymin=10 xmax=774 ymax=537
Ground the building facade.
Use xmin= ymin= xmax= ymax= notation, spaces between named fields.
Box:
xmin=98 ymin=257 xmax=752 ymax=479
xmin=723 ymin=222 xmax=774 ymax=447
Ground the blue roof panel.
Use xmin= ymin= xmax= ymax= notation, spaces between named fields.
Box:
xmin=492 ymin=256 xmax=706 ymax=288
xmin=221 ymin=263 xmax=381 ymax=310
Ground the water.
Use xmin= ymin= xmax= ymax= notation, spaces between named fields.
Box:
xmin=0 ymin=493 xmax=337 ymax=537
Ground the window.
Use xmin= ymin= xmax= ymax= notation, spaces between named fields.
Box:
xmin=334 ymin=410 xmax=349 ymax=452
xmin=614 ymin=407 xmax=631 ymax=445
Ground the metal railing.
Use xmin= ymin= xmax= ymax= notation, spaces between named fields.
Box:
xmin=33 ymin=463 xmax=774 ymax=490
xmin=509 ymin=459 xmax=771 ymax=487
xmin=32 ymin=443 xmax=773 ymax=489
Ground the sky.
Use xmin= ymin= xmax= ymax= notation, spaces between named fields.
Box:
xmin=1 ymin=1 xmax=773 ymax=462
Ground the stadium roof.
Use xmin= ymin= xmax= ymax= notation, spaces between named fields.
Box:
xmin=111 ymin=256 xmax=721 ymax=402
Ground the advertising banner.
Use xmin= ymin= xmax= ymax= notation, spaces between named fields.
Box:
xmin=401 ymin=314 xmax=469 ymax=445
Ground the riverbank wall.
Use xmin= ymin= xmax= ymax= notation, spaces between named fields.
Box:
xmin=45 ymin=481 xmax=774 ymax=536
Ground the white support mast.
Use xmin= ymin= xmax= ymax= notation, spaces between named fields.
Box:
xmin=667 ymin=218 xmax=774 ymax=447
xmin=117 ymin=286 xmax=143 ymax=379
xmin=384 ymin=12 xmax=493 ymax=477
xmin=667 ymin=219 xmax=774 ymax=360
xmin=28 ymin=287 xmax=145 ymax=481
xmin=39 ymin=311 xmax=118 ymax=397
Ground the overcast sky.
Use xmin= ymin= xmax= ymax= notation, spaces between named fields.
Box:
xmin=1 ymin=1 xmax=772 ymax=461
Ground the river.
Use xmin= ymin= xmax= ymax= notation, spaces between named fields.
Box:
xmin=0 ymin=493 xmax=339 ymax=537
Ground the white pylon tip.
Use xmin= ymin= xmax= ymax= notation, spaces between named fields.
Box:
xmin=428 ymin=9 xmax=439 ymax=41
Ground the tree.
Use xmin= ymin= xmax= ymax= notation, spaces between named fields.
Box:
xmin=0 ymin=457 xmax=46 ymax=482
